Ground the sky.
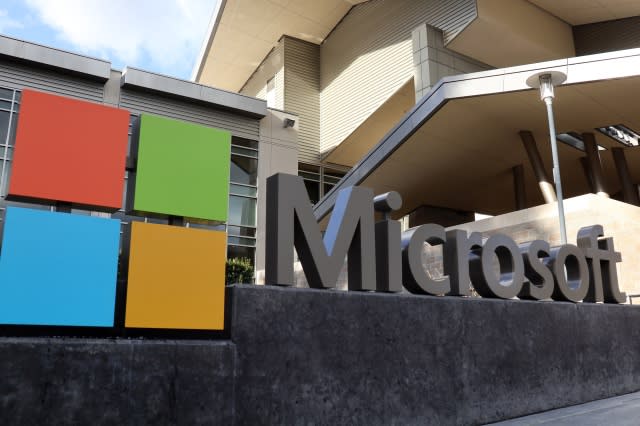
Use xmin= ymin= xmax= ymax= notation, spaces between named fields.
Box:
xmin=0 ymin=0 xmax=218 ymax=80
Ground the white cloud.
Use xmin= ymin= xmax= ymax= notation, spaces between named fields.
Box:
xmin=0 ymin=9 xmax=24 ymax=33
xmin=23 ymin=0 xmax=216 ymax=78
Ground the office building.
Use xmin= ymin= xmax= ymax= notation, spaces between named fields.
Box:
xmin=194 ymin=0 xmax=640 ymax=295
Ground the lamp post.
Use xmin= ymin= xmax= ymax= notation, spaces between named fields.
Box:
xmin=526 ymin=71 xmax=568 ymax=244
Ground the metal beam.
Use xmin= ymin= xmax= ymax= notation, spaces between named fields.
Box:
xmin=512 ymin=164 xmax=526 ymax=210
xmin=582 ymin=133 xmax=609 ymax=197
xmin=580 ymin=157 xmax=596 ymax=193
xmin=519 ymin=131 xmax=556 ymax=204
xmin=611 ymin=148 xmax=640 ymax=206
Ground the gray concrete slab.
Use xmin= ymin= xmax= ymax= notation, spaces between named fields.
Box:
xmin=491 ymin=391 xmax=640 ymax=425
xmin=228 ymin=285 xmax=640 ymax=425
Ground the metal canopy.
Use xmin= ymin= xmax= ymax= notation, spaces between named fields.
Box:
xmin=314 ymin=49 xmax=640 ymax=220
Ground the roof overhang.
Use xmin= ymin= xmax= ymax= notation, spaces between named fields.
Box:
xmin=447 ymin=0 xmax=640 ymax=70
xmin=0 ymin=35 xmax=111 ymax=81
xmin=314 ymin=48 xmax=640 ymax=220
xmin=122 ymin=67 xmax=267 ymax=119
xmin=527 ymin=0 xmax=640 ymax=25
xmin=192 ymin=0 xmax=368 ymax=90
xmin=447 ymin=0 xmax=575 ymax=68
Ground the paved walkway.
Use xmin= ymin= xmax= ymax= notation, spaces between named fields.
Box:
xmin=491 ymin=391 xmax=640 ymax=425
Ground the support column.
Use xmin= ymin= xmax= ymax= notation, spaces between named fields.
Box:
xmin=512 ymin=164 xmax=526 ymax=210
xmin=580 ymin=157 xmax=595 ymax=193
xmin=519 ymin=131 xmax=556 ymax=204
xmin=582 ymin=133 xmax=609 ymax=197
xmin=612 ymin=148 xmax=640 ymax=206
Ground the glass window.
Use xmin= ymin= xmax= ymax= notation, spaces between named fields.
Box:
xmin=298 ymin=163 xmax=349 ymax=205
xmin=230 ymin=155 xmax=258 ymax=186
xmin=0 ymin=110 xmax=10 ymax=144
xmin=228 ymin=236 xmax=256 ymax=246
xmin=8 ymin=113 xmax=17 ymax=145
xmin=231 ymin=145 xmax=258 ymax=158
xmin=227 ymin=225 xmax=256 ymax=238
xmin=0 ymin=88 xmax=13 ymax=101
xmin=230 ymin=183 xmax=257 ymax=197
xmin=299 ymin=163 xmax=320 ymax=204
xmin=228 ymin=245 xmax=255 ymax=265
xmin=228 ymin=195 xmax=256 ymax=227
xmin=232 ymin=136 xmax=259 ymax=150
xmin=0 ymin=162 xmax=10 ymax=196
xmin=266 ymin=77 xmax=276 ymax=108
xmin=304 ymin=180 xmax=320 ymax=205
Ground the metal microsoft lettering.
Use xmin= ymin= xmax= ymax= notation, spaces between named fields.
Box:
xmin=265 ymin=173 xmax=626 ymax=304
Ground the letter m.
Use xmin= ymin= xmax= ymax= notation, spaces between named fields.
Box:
xmin=265 ymin=173 xmax=376 ymax=290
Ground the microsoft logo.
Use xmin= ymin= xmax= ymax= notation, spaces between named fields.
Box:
xmin=0 ymin=89 xmax=230 ymax=330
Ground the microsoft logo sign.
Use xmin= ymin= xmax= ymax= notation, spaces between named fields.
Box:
xmin=0 ymin=89 xmax=230 ymax=330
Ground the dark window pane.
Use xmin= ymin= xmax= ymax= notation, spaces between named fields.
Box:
xmin=1 ymin=162 xmax=10 ymax=196
xmin=304 ymin=179 xmax=319 ymax=205
xmin=187 ymin=221 xmax=226 ymax=231
xmin=323 ymin=183 xmax=335 ymax=197
xmin=299 ymin=163 xmax=320 ymax=173
xmin=231 ymin=146 xmax=258 ymax=158
xmin=228 ymin=195 xmax=256 ymax=227
xmin=230 ymin=155 xmax=258 ymax=186
xmin=0 ymin=88 xmax=13 ymax=101
xmin=227 ymin=245 xmax=255 ymax=266
xmin=0 ymin=110 xmax=9 ymax=144
xmin=8 ymin=113 xmax=17 ymax=146
xmin=299 ymin=171 xmax=320 ymax=181
xmin=227 ymin=225 xmax=256 ymax=238
xmin=232 ymin=137 xmax=259 ymax=150
xmin=229 ymin=184 xmax=257 ymax=197
xmin=228 ymin=236 xmax=256 ymax=246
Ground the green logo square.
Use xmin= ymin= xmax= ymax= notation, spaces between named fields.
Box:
xmin=133 ymin=114 xmax=231 ymax=221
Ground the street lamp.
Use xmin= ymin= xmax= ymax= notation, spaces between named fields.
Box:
xmin=526 ymin=70 xmax=568 ymax=244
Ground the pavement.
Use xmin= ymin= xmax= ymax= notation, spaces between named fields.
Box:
xmin=491 ymin=391 xmax=640 ymax=425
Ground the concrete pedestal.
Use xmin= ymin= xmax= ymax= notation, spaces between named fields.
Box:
xmin=2 ymin=285 xmax=640 ymax=424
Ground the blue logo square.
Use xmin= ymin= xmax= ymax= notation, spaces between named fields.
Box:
xmin=0 ymin=207 xmax=121 ymax=326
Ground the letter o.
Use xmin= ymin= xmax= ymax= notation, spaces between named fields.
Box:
xmin=551 ymin=244 xmax=589 ymax=302
xmin=471 ymin=234 xmax=524 ymax=299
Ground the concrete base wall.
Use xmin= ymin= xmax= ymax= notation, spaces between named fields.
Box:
xmin=229 ymin=285 xmax=640 ymax=425
xmin=3 ymin=285 xmax=640 ymax=424
xmin=0 ymin=339 xmax=235 ymax=425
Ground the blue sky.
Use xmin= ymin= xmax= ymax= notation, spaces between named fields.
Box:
xmin=0 ymin=0 xmax=218 ymax=80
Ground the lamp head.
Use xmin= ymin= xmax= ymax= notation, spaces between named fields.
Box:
xmin=525 ymin=70 xmax=567 ymax=101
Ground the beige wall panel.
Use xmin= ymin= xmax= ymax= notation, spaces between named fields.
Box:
xmin=319 ymin=0 xmax=476 ymax=154
xmin=283 ymin=37 xmax=321 ymax=164
xmin=256 ymin=109 xmax=299 ymax=283
xmin=240 ymin=40 xmax=285 ymax=110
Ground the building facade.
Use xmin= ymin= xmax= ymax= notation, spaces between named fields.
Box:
xmin=194 ymin=0 xmax=640 ymax=294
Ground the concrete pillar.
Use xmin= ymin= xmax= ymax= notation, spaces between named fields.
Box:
xmin=582 ymin=132 xmax=609 ymax=197
xmin=611 ymin=148 xmax=640 ymax=206
xmin=512 ymin=164 xmax=526 ymax=210
xmin=411 ymin=24 xmax=489 ymax=103
xmin=519 ymin=131 xmax=557 ymax=204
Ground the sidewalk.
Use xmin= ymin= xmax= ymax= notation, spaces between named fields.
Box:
xmin=491 ymin=391 xmax=640 ymax=425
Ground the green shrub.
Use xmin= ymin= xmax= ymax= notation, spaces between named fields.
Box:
xmin=226 ymin=257 xmax=254 ymax=284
